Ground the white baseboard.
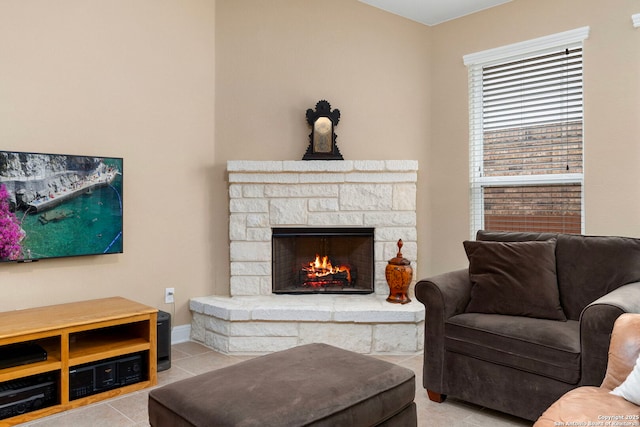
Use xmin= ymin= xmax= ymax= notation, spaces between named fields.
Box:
xmin=171 ymin=324 xmax=191 ymax=344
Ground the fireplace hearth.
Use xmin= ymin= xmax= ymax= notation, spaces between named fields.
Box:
xmin=272 ymin=227 xmax=374 ymax=294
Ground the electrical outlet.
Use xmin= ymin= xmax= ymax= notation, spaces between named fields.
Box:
xmin=165 ymin=287 xmax=175 ymax=304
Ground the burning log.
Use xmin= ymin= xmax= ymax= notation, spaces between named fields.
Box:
xmin=301 ymin=254 xmax=354 ymax=288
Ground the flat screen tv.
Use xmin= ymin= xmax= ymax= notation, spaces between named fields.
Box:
xmin=0 ymin=150 xmax=123 ymax=263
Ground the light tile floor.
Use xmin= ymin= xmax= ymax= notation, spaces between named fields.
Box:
xmin=21 ymin=342 xmax=534 ymax=427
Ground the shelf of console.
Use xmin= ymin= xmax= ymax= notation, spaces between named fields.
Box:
xmin=2 ymin=379 xmax=155 ymax=426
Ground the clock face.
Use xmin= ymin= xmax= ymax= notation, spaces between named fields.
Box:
xmin=313 ymin=117 xmax=333 ymax=153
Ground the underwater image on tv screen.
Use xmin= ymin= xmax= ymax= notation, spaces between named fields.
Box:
xmin=0 ymin=150 xmax=123 ymax=263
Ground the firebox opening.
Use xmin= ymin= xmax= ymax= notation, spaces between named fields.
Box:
xmin=272 ymin=227 xmax=374 ymax=294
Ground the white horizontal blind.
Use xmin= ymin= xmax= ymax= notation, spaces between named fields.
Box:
xmin=468 ymin=31 xmax=587 ymax=237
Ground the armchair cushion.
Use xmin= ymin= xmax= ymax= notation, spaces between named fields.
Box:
xmin=446 ymin=313 xmax=580 ymax=383
xmin=463 ymin=239 xmax=566 ymax=321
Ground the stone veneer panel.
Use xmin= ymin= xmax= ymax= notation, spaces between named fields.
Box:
xmin=227 ymin=160 xmax=419 ymax=296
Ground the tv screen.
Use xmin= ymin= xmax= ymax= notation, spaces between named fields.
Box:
xmin=0 ymin=150 xmax=123 ymax=263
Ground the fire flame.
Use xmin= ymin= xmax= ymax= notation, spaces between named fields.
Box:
xmin=303 ymin=254 xmax=351 ymax=283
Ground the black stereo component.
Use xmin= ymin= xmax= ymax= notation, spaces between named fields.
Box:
xmin=0 ymin=373 xmax=58 ymax=420
xmin=69 ymin=352 xmax=145 ymax=400
xmin=0 ymin=343 xmax=47 ymax=370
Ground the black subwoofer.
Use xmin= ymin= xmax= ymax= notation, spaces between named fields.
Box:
xmin=157 ymin=310 xmax=171 ymax=371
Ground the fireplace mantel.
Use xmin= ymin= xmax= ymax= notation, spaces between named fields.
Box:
xmin=189 ymin=160 xmax=424 ymax=355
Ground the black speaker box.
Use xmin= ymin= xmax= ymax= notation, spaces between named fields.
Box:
xmin=157 ymin=310 xmax=171 ymax=371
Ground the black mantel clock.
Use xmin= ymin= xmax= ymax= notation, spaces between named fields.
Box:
xmin=303 ymin=100 xmax=343 ymax=160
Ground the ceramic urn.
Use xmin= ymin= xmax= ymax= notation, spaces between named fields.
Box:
xmin=385 ymin=239 xmax=413 ymax=304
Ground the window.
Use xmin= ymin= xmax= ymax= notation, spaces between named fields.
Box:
xmin=464 ymin=27 xmax=589 ymax=237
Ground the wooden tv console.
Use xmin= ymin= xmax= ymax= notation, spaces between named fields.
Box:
xmin=0 ymin=297 xmax=158 ymax=426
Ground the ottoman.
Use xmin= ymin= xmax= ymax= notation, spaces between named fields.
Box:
xmin=148 ymin=343 xmax=416 ymax=427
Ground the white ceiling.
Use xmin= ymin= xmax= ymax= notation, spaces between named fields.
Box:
xmin=359 ymin=0 xmax=513 ymax=26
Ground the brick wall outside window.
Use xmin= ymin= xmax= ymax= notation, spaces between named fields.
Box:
xmin=482 ymin=121 xmax=582 ymax=234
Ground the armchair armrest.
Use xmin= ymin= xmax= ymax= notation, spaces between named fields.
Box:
xmin=415 ymin=269 xmax=472 ymax=321
xmin=580 ymin=282 xmax=640 ymax=386
xmin=415 ymin=269 xmax=471 ymax=392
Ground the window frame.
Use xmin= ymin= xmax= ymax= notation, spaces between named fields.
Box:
xmin=464 ymin=27 xmax=590 ymax=238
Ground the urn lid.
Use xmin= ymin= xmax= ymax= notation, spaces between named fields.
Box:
xmin=388 ymin=239 xmax=411 ymax=266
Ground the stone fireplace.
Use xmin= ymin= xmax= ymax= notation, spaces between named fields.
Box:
xmin=189 ymin=160 xmax=424 ymax=354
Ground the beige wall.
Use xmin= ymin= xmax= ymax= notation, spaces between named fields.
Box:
xmin=428 ymin=0 xmax=640 ymax=274
xmin=0 ymin=0 xmax=431 ymax=326
xmin=1 ymin=0 xmax=638 ymax=327
xmin=0 ymin=0 xmax=216 ymax=325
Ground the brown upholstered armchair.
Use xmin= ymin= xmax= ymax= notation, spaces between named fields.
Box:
xmin=415 ymin=231 xmax=640 ymax=421
xmin=534 ymin=313 xmax=640 ymax=425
